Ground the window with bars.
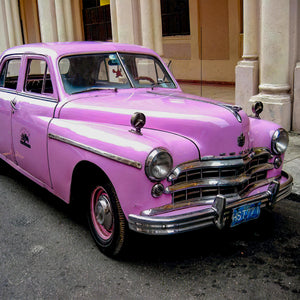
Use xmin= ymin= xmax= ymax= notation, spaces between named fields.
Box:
xmin=160 ymin=0 xmax=190 ymax=36
xmin=82 ymin=0 xmax=112 ymax=41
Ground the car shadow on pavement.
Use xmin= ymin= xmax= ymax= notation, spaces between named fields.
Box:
xmin=123 ymin=209 xmax=280 ymax=263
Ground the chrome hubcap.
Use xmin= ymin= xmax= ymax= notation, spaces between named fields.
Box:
xmin=95 ymin=194 xmax=113 ymax=231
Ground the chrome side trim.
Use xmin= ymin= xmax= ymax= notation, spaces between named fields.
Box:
xmin=48 ymin=133 xmax=142 ymax=169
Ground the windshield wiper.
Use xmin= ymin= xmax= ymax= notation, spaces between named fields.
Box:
xmin=151 ymin=81 xmax=171 ymax=90
xmin=71 ymin=87 xmax=118 ymax=95
xmin=151 ymin=82 xmax=161 ymax=90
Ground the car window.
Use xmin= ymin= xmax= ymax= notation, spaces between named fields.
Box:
xmin=120 ymin=54 xmax=176 ymax=88
xmin=59 ymin=54 xmax=130 ymax=94
xmin=25 ymin=59 xmax=54 ymax=95
xmin=0 ymin=59 xmax=21 ymax=90
xmin=59 ymin=53 xmax=176 ymax=94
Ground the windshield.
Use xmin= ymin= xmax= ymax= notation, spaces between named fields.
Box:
xmin=59 ymin=52 xmax=176 ymax=94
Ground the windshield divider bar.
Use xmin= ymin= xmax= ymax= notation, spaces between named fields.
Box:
xmin=116 ymin=52 xmax=134 ymax=88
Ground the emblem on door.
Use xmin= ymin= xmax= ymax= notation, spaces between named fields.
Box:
xmin=20 ymin=130 xmax=31 ymax=148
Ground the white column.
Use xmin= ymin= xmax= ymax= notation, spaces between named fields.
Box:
xmin=139 ymin=0 xmax=163 ymax=54
xmin=114 ymin=0 xmax=136 ymax=44
xmin=63 ymin=0 xmax=74 ymax=41
xmin=37 ymin=0 xmax=58 ymax=42
xmin=152 ymin=0 xmax=163 ymax=55
xmin=110 ymin=0 xmax=119 ymax=42
xmin=140 ymin=0 xmax=154 ymax=49
xmin=293 ymin=0 xmax=300 ymax=132
xmin=235 ymin=0 xmax=259 ymax=114
xmin=294 ymin=63 xmax=300 ymax=131
xmin=242 ymin=0 xmax=258 ymax=60
xmin=55 ymin=0 xmax=67 ymax=42
xmin=11 ymin=0 xmax=23 ymax=45
xmin=4 ymin=0 xmax=23 ymax=47
xmin=0 ymin=1 xmax=10 ymax=52
xmin=110 ymin=0 xmax=141 ymax=45
xmin=250 ymin=0 xmax=291 ymax=130
xmin=4 ymin=0 xmax=15 ymax=47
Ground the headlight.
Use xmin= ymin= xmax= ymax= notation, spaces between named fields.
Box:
xmin=145 ymin=148 xmax=173 ymax=181
xmin=271 ymin=128 xmax=289 ymax=154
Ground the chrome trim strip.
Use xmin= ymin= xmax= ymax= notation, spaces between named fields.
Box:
xmin=0 ymin=88 xmax=18 ymax=95
xmin=201 ymin=147 xmax=272 ymax=161
xmin=18 ymin=91 xmax=58 ymax=103
xmin=141 ymin=171 xmax=292 ymax=218
xmin=144 ymin=176 xmax=280 ymax=217
xmin=147 ymin=91 xmax=243 ymax=122
xmin=48 ymin=133 xmax=142 ymax=169
xmin=128 ymin=172 xmax=293 ymax=235
xmin=168 ymin=148 xmax=272 ymax=181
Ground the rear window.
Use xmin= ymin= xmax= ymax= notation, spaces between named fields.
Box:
xmin=0 ymin=59 xmax=21 ymax=90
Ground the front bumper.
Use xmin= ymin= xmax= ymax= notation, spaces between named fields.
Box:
xmin=128 ymin=171 xmax=293 ymax=235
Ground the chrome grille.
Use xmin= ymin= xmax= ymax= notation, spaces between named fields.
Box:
xmin=167 ymin=148 xmax=272 ymax=204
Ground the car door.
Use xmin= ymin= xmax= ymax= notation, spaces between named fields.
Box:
xmin=11 ymin=56 xmax=58 ymax=186
xmin=0 ymin=57 xmax=22 ymax=162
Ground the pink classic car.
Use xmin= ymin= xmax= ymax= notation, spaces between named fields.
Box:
xmin=0 ymin=42 xmax=293 ymax=256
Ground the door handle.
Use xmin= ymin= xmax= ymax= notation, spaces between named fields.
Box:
xmin=10 ymin=99 xmax=17 ymax=111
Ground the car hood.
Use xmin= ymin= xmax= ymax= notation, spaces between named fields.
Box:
xmin=58 ymin=90 xmax=250 ymax=157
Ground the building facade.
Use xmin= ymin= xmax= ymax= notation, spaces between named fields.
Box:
xmin=0 ymin=0 xmax=299 ymax=131
xmin=236 ymin=0 xmax=300 ymax=131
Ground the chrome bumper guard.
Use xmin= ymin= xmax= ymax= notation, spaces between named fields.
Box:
xmin=128 ymin=171 xmax=293 ymax=235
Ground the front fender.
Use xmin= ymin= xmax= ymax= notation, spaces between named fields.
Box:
xmin=47 ymin=119 xmax=199 ymax=217
xmin=249 ymin=117 xmax=281 ymax=150
xmin=249 ymin=117 xmax=286 ymax=178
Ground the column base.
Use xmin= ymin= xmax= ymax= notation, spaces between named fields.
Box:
xmin=235 ymin=60 xmax=259 ymax=115
xmin=293 ymin=63 xmax=300 ymax=132
xmin=250 ymin=92 xmax=292 ymax=130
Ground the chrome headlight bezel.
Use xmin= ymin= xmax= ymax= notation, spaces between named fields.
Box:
xmin=271 ymin=128 xmax=289 ymax=155
xmin=145 ymin=148 xmax=173 ymax=181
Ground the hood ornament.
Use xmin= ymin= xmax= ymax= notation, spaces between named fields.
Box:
xmin=252 ymin=101 xmax=264 ymax=119
xmin=130 ymin=112 xmax=146 ymax=135
xmin=238 ymin=133 xmax=245 ymax=147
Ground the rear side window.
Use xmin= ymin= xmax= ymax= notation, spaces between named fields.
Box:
xmin=25 ymin=59 xmax=53 ymax=95
xmin=0 ymin=59 xmax=21 ymax=90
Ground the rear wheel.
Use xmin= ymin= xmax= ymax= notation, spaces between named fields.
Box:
xmin=87 ymin=182 xmax=128 ymax=257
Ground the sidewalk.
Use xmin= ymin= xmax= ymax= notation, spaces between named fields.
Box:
xmin=180 ymin=82 xmax=300 ymax=195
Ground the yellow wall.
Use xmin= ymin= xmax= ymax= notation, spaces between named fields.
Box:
xmin=163 ymin=0 xmax=242 ymax=83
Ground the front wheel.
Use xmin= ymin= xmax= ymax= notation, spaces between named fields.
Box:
xmin=87 ymin=182 xmax=128 ymax=257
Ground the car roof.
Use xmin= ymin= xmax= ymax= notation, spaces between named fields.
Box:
xmin=1 ymin=41 xmax=158 ymax=60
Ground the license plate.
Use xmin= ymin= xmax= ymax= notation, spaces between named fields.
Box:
xmin=231 ymin=202 xmax=261 ymax=227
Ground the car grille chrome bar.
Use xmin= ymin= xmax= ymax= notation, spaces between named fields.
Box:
xmin=167 ymin=148 xmax=273 ymax=204
xmin=165 ymin=163 xmax=274 ymax=194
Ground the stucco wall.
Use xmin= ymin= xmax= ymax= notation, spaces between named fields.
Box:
xmin=163 ymin=0 xmax=241 ymax=83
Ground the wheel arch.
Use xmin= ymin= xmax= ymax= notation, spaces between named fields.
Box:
xmin=70 ymin=160 xmax=112 ymax=208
